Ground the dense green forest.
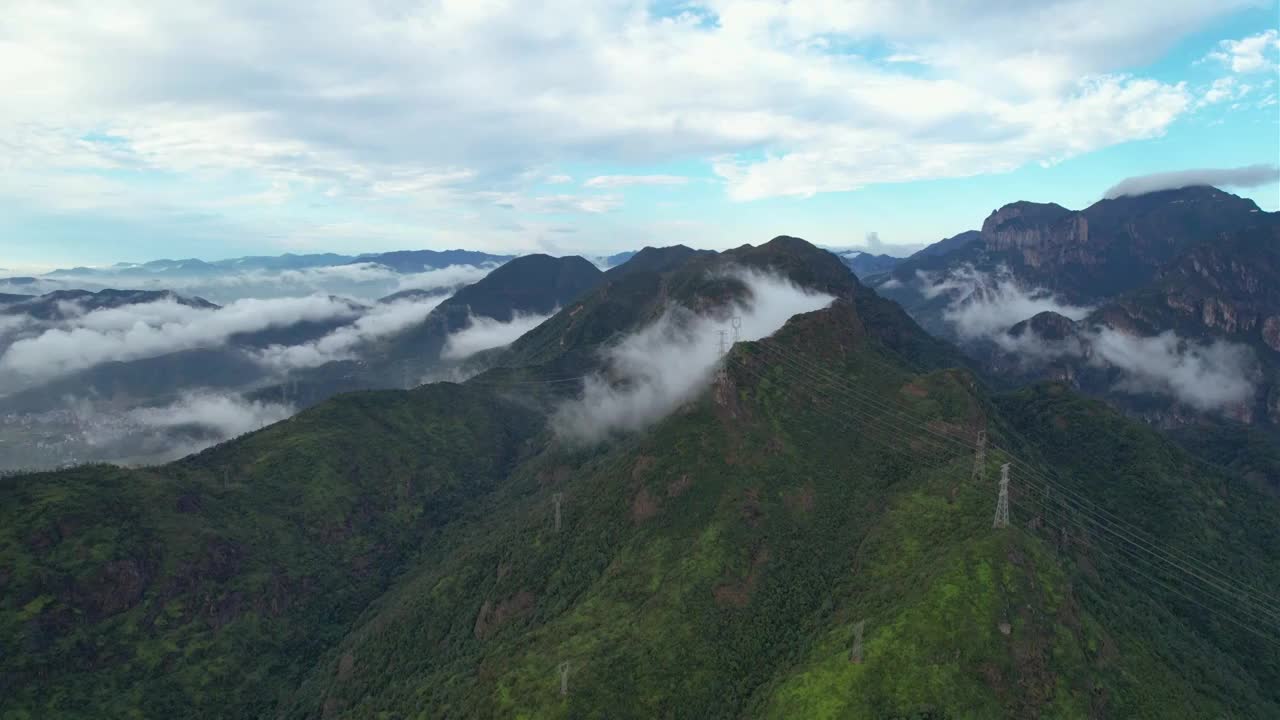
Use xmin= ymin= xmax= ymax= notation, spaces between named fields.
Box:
xmin=3 ymin=239 xmax=1277 ymax=718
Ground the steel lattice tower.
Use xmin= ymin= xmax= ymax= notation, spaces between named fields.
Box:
xmin=993 ymin=463 xmax=1010 ymax=529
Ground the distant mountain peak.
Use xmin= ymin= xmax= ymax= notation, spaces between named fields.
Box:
xmin=1007 ymin=311 xmax=1079 ymax=341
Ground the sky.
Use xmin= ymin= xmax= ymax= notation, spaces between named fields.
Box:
xmin=1 ymin=0 xmax=1278 ymax=272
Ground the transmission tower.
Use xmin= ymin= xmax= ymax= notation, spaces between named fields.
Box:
xmin=553 ymin=492 xmax=564 ymax=532
xmin=1036 ymin=483 xmax=1050 ymax=529
xmin=993 ymin=463 xmax=1010 ymax=529
xmin=971 ymin=430 xmax=987 ymax=482
xmin=730 ymin=315 xmax=741 ymax=344
xmin=558 ymin=660 xmax=570 ymax=696
xmin=848 ymin=619 xmax=865 ymax=664
xmin=716 ymin=330 xmax=729 ymax=384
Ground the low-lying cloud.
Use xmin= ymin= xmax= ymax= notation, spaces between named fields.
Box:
xmin=1 ymin=262 xmax=497 ymax=304
xmin=917 ymin=266 xmax=1257 ymax=412
xmin=254 ymin=295 xmax=449 ymax=370
xmin=1089 ymin=329 xmax=1257 ymax=411
xmin=441 ymin=311 xmax=556 ymax=361
xmin=919 ymin=265 xmax=1093 ymax=340
xmin=0 ymin=295 xmax=361 ymax=386
xmin=70 ymin=391 xmax=295 ymax=465
xmin=553 ymin=269 xmax=834 ymax=443
xmin=127 ymin=392 xmax=293 ymax=439
xmin=1103 ymin=164 xmax=1280 ymax=199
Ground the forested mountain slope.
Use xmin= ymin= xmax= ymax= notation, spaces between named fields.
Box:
xmin=3 ymin=238 xmax=1277 ymax=719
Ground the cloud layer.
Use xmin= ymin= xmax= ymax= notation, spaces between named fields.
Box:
xmin=915 ymin=266 xmax=1259 ymax=412
xmin=254 ymin=295 xmax=449 ymax=370
xmin=918 ymin=265 xmax=1093 ymax=340
xmin=2 ymin=0 xmax=1253 ymax=254
xmin=553 ymin=268 xmax=833 ymax=442
xmin=1089 ymin=328 xmax=1257 ymax=411
xmin=0 ymin=262 xmax=496 ymax=304
xmin=72 ymin=392 xmax=295 ymax=464
xmin=126 ymin=392 xmax=293 ymax=440
xmin=0 ymin=295 xmax=361 ymax=386
xmin=1103 ymin=164 xmax=1280 ymax=199
xmin=441 ymin=311 xmax=556 ymax=361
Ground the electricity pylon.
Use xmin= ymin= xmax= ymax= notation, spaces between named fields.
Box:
xmin=993 ymin=463 xmax=1010 ymax=529
xmin=553 ymin=492 xmax=563 ymax=532
xmin=971 ymin=430 xmax=987 ymax=483
xmin=716 ymin=330 xmax=729 ymax=384
xmin=849 ymin=619 xmax=865 ymax=664
xmin=558 ymin=661 xmax=570 ymax=696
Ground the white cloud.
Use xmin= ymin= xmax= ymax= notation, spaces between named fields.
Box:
xmin=0 ymin=295 xmax=360 ymax=385
xmin=1196 ymin=76 xmax=1252 ymax=107
xmin=441 ymin=310 xmax=556 ymax=361
xmin=482 ymin=192 xmax=623 ymax=215
xmin=920 ymin=265 xmax=1093 ymax=340
xmin=583 ymin=175 xmax=689 ymax=188
xmin=1205 ymin=29 xmax=1280 ymax=73
xmin=553 ymin=268 xmax=833 ymax=442
xmin=915 ymin=267 xmax=1259 ymax=411
xmin=0 ymin=0 xmax=1247 ymax=229
xmin=391 ymin=263 xmax=499 ymax=293
xmin=126 ymin=392 xmax=293 ymax=439
xmin=1103 ymin=164 xmax=1280 ymax=199
xmin=254 ymin=296 xmax=448 ymax=370
xmin=74 ymin=391 xmax=296 ymax=462
xmin=712 ymin=75 xmax=1191 ymax=200
xmin=1089 ymin=328 xmax=1258 ymax=411
xmin=0 ymin=262 xmax=497 ymax=304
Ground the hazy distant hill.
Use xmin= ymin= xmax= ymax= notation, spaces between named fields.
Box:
xmin=0 ymin=288 xmax=217 ymax=321
xmin=829 ymin=248 xmax=903 ymax=278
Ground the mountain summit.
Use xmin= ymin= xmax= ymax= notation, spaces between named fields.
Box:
xmin=873 ymin=186 xmax=1280 ymax=429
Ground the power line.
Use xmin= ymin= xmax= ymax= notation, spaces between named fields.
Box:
xmin=726 ymin=351 xmax=963 ymax=473
xmin=1006 ymin=494 xmax=1280 ymax=649
xmin=728 ymin=351 xmax=960 ymax=471
xmin=1005 ymin=471 xmax=1280 ymax=628
xmin=748 ymin=340 xmax=1280 ymax=621
xmin=996 ymin=452 xmax=1280 ymax=622
xmin=729 ymin=341 xmax=1280 ymax=634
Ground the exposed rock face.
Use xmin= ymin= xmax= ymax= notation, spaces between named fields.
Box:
xmin=1261 ymin=317 xmax=1280 ymax=354
xmin=960 ymin=194 xmax=1280 ymax=429
xmin=85 ymin=558 xmax=149 ymax=619
xmin=1152 ymin=239 xmax=1275 ymax=336
xmin=473 ymin=591 xmax=536 ymax=640
xmin=972 ymin=187 xmax=1268 ymax=302
xmin=981 ymin=202 xmax=1087 ymax=270
xmin=1008 ymin=311 xmax=1078 ymax=342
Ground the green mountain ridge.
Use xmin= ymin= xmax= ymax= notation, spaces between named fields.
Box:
xmin=3 ymin=237 xmax=1278 ymax=718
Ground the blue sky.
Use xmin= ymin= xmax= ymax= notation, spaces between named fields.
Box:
xmin=1 ymin=0 xmax=1277 ymax=272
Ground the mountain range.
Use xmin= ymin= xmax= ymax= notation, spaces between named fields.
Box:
xmin=40 ymin=249 xmax=514 ymax=279
xmin=1 ymin=187 xmax=1278 ymax=718
xmin=871 ymin=186 xmax=1280 ymax=432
